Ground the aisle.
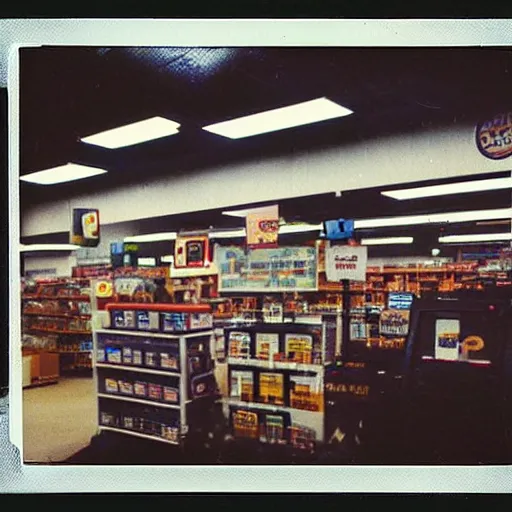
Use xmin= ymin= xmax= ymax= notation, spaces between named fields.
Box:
xmin=23 ymin=376 xmax=97 ymax=463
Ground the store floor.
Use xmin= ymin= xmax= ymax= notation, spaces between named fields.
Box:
xmin=23 ymin=376 xmax=97 ymax=463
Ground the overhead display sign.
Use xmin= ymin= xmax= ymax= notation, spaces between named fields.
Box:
xmin=325 ymin=244 xmax=367 ymax=282
xmin=476 ymin=111 xmax=512 ymax=160
xmin=246 ymin=205 xmax=279 ymax=249
xmin=216 ymin=245 xmax=318 ymax=292
xmin=174 ymin=233 xmax=210 ymax=268
xmin=70 ymin=208 xmax=100 ymax=247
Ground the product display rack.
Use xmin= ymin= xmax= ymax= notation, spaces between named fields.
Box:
xmin=223 ymin=320 xmax=336 ymax=451
xmin=93 ymin=303 xmax=218 ymax=447
xmin=21 ymin=278 xmax=94 ymax=379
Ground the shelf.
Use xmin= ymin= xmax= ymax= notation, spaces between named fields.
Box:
xmin=95 ymin=328 xmax=213 ymax=339
xmin=98 ymin=393 xmax=180 ymax=410
xmin=23 ymin=312 xmax=92 ymax=319
xmin=227 ymin=357 xmax=323 ymax=372
xmin=95 ymin=362 xmax=181 ymax=377
xmin=51 ymin=350 xmax=92 ymax=354
xmin=22 ymin=295 xmax=91 ymax=301
xmin=99 ymin=426 xmax=179 ymax=445
xmin=225 ymin=398 xmax=322 ymax=415
xmin=24 ymin=328 xmax=91 ymax=335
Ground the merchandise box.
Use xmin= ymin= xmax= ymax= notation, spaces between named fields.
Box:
xmin=106 ymin=303 xmax=212 ymax=333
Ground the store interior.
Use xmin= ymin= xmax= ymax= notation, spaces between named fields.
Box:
xmin=17 ymin=46 xmax=512 ymax=465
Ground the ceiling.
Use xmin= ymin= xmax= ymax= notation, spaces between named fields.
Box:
xmin=19 ymin=46 xmax=512 ymax=252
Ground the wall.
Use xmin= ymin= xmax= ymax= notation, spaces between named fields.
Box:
xmin=23 ymin=253 xmax=77 ymax=278
xmin=21 ymin=122 xmax=512 ymax=238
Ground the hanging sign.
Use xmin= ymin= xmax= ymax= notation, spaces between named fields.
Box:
xmin=325 ymin=244 xmax=367 ymax=282
xmin=70 ymin=208 xmax=100 ymax=247
xmin=476 ymin=111 xmax=512 ymax=160
xmin=246 ymin=205 xmax=279 ymax=248
xmin=174 ymin=233 xmax=210 ymax=268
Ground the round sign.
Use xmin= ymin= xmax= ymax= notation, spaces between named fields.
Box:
xmin=476 ymin=112 xmax=512 ymax=160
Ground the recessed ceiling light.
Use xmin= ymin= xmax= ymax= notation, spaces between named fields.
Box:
xmin=20 ymin=244 xmax=81 ymax=252
xmin=381 ymin=176 xmax=512 ymax=200
xmin=19 ymin=163 xmax=107 ymax=185
xmin=354 ymin=208 xmax=512 ymax=229
xmin=439 ymin=232 xmax=512 ymax=243
xmin=360 ymin=237 xmax=414 ymax=245
xmin=124 ymin=232 xmax=178 ymax=243
xmin=81 ymin=116 xmax=180 ymax=149
xmin=202 ymin=97 xmax=353 ymax=139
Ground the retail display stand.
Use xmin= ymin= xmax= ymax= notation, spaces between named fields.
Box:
xmin=21 ymin=278 xmax=93 ymax=384
xmin=223 ymin=320 xmax=336 ymax=450
xmin=93 ymin=303 xmax=217 ymax=446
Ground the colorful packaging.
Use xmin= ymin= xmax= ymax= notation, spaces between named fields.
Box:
xmin=132 ymin=350 xmax=143 ymax=366
xmin=285 ymin=334 xmax=313 ymax=363
xmin=148 ymin=383 xmax=163 ymax=401
xmin=96 ymin=348 xmax=105 ymax=363
xmin=289 ymin=375 xmax=323 ymax=412
xmin=134 ymin=381 xmax=147 ymax=397
xmin=118 ymin=380 xmax=134 ymax=395
xmin=232 ymin=409 xmax=259 ymax=439
xmin=106 ymin=346 xmax=122 ymax=364
xmin=160 ymin=352 xmax=179 ymax=370
xmin=256 ymin=333 xmax=279 ymax=361
xmin=230 ymin=370 xmax=254 ymax=402
xmin=105 ymin=378 xmax=119 ymax=393
xmin=145 ymin=352 xmax=157 ymax=367
xmin=122 ymin=346 xmax=133 ymax=364
xmin=259 ymin=372 xmax=285 ymax=405
xmin=136 ymin=310 xmax=160 ymax=331
xmin=189 ymin=313 xmax=213 ymax=330
xmin=228 ymin=331 xmax=251 ymax=359
xmin=161 ymin=312 xmax=187 ymax=332
xmin=163 ymin=386 xmax=179 ymax=403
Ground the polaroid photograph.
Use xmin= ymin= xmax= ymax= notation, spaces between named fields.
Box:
xmin=4 ymin=18 xmax=512 ymax=495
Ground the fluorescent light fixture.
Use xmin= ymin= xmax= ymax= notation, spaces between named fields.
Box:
xmin=279 ymin=223 xmax=324 ymax=234
xmin=160 ymin=255 xmax=174 ymax=264
xmin=137 ymin=257 xmax=157 ymax=266
xmin=439 ymin=232 xmax=512 ymax=244
xmin=361 ymin=237 xmax=414 ymax=245
xmin=19 ymin=163 xmax=107 ymax=185
xmin=203 ymin=97 xmax=353 ymax=139
xmin=382 ymin=177 xmax=512 ymax=200
xmin=20 ymin=244 xmax=81 ymax=252
xmin=354 ymin=208 xmax=512 ymax=229
xmin=209 ymin=228 xmax=246 ymax=239
xmin=222 ymin=206 xmax=277 ymax=218
xmin=124 ymin=232 xmax=178 ymax=243
xmin=81 ymin=116 xmax=180 ymax=149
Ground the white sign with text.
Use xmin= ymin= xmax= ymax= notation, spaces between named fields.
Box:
xmin=325 ymin=244 xmax=368 ymax=282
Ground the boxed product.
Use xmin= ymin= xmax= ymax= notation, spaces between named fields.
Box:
xmin=111 ymin=309 xmax=136 ymax=329
xmin=105 ymin=378 xmax=119 ymax=393
xmin=161 ymin=424 xmax=179 ymax=442
xmin=230 ymin=370 xmax=254 ymax=402
xmin=228 ymin=331 xmax=251 ymax=359
xmin=160 ymin=352 xmax=179 ymax=370
xmin=96 ymin=348 xmax=106 ymax=363
xmin=232 ymin=409 xmax=259 ymax=439
xmin=145 ymin=351 xmax=158 ymax=367
xmin=132 ymin=349 xmax=143 ymax=366
xmin=100 ymin=411 xmax=118 ymax=427
xmin=260 ymin=414 xmax=286 ymax=445
xmin=136 ymin=310 xmax=160 ymax=331
xmin=259 ymin=372 xmax=285 ymax=405
xmin=122 ymin=346 xmax=133 ymax=364
xmin=255 ymin=332 xmax=279 ymax=361
xmin=289 ymin=375 xmax=323 ymax=412
xmin=289 ymin=423 xmax=316 ymax=451
xmin=118 ymin=380 xmax=134 ymax=395
xmin=122 ymin=415 xmax=134 ymax=430
xmin=148 ymin=383 xmax=163 ymax=401
xmin=285 ymin=333 xmax=313 ymax=364
xmin=161 ymin=311 xmax=213 ymax=332
xmin=163 ymin=386 xmax=179 ymax=403
xmin=106 ymin=346 xmax=122 ymax=364
xmin=134 ymin=381 xmax=147 ymax=397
